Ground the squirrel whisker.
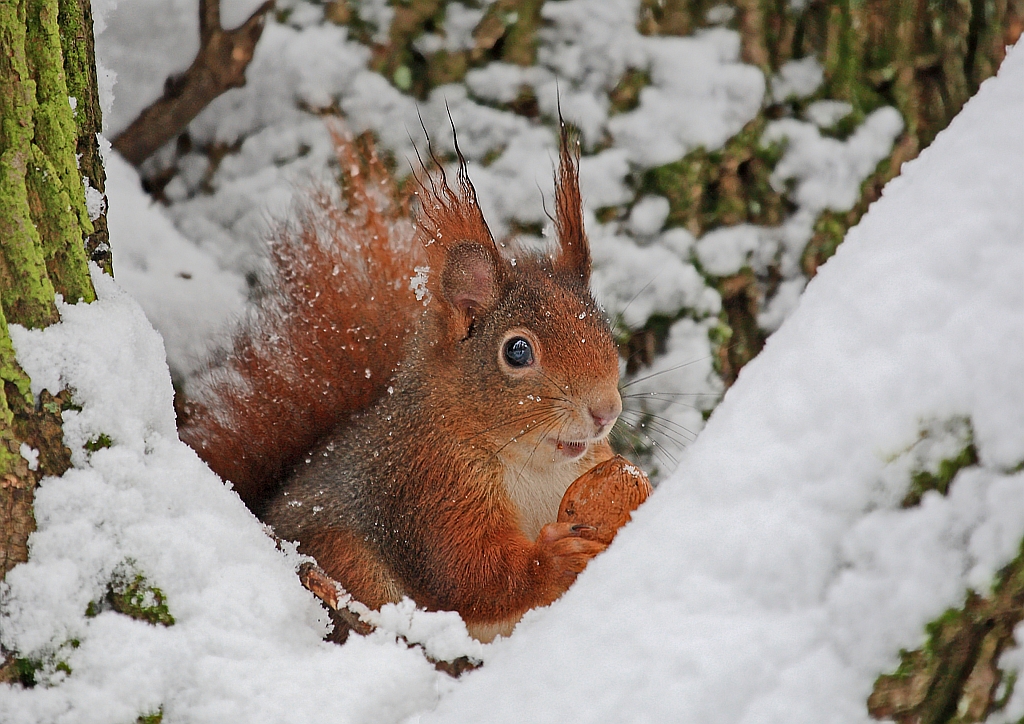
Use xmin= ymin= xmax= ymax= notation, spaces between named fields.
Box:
xmin=618 ymin=353 xmax=720 ymax=391
xmin=620 ymin=410 xmax=698 ymax=441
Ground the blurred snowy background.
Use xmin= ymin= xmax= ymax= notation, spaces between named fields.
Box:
xmin=98 ymin=0 xmax=1011 ymax=477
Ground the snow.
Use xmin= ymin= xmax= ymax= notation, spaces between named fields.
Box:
xmin=627 ymin=195 xmax=671 ymax=237
xmin=805 ymin=99 xmax=853 ymax=129
xmin=105 ymin=151 xmax=248 ymax=380
xmin=765 ymin=107 xmax=904 ymax=214
xmin=771 ymin=56 xmax=824 ymax=102
xmin=606 ymin=29 xmax=766 ymax=167
xmin=1 ymin=0 xmax=1022 ymax=718
xmin=19 ymin=444 xmax=40 ymax=473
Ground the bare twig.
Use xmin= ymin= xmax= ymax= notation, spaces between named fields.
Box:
xmin=284 ymin=541 xmax=481 ymax=675
xmin=111 ymin=0 xmax=275 ymax=166
xmin=296 ymin=560 xmax=375 ymax=642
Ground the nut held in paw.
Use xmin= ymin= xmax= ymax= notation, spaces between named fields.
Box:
xmin=557 ymin=455 xmax=652 ymax=544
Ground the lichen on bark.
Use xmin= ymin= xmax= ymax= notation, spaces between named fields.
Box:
xmin=57 ymin=0 xmax=110 ymax=274
xmin=23 ymin=0 xmax=96 ymax=303
xmin=0 ymin=0 xmax=98 ymax=580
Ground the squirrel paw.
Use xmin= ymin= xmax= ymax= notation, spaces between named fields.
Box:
xmin=536 ymin=521 xmax=607 ymax=585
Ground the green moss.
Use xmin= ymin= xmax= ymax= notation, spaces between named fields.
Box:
xmin=801 ymin=210 xmax=846 ymax=270
xmin=906 ymin=443 xmax=979 ymax=502
xmin=83 ymin=433 xmax=111 ymax=452
xmin=137 ymin=710 xmax=164 ymax=724
xmin=595 ymin=206 xmax=624 ymax=224
xmin=24 ymin=0 xmax=96 ymax=304
xmin=393 ymin=64 xmax=413 ymax=91
xmin=426 ymin=48 xmax=469 ymax=86
xmin=86 ymin=566 xmax=176 ymax=627
xmin=40 ymin=396 xmax=60 ymax=415
xmin=0 ymin=0 xmax=61 ymax=330
xmin=0 ymin=309 xmax=33 ymax=412
xmin=817 ymin=110 xmax=861 ymax=140
xmin=901 ymin=419 xmax=979 ymax=508
xmin=640 ymin=118 xmax=788 ymax=237
xmin=108 ymin=569 xmax=176 ymax=627
xmin=11 ymin=657 xmax=43 ymax=687
xmin=608 ymin=68 xmax=651 ymax=115
xmin=5 ymin=640 xmax=77 ymax=688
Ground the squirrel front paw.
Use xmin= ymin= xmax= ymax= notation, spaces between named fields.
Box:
xmin=536 ymin=521 xmax=607 ymax=587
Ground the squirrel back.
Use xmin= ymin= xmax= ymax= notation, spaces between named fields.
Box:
xmin=179 ymin=133 xmax=425 ymax=506
xmin=182 ymin=126 xmax=624 ymax=639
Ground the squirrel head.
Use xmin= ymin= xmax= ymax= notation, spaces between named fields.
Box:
xmin=411 ymin=125 xmax=621 ymax=468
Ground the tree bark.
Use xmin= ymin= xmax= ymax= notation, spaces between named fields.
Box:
xmin=0 ymin=0 xmax=99 ymax=580
xmin=58 ymin=0 xmax=112 ymax=274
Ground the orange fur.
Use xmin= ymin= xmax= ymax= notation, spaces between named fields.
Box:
xmin=179 ymin=132 xmax=425 ymax=506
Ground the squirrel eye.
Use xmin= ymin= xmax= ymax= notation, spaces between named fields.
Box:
xmin=503 ymin=337 xmax=534 ymax=368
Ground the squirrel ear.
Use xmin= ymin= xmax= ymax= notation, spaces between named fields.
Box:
xmin=440 ymin=242 xmax=500 ymax=331
xmin=552 ymin=121 xmax=591 ymax=287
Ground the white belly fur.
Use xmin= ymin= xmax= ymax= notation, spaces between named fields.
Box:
xmin=501 ymin=449 xmax=604 ymax=539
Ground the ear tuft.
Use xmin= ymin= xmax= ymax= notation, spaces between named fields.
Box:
xmin=552 ymin=121 xmax=591 ymax=287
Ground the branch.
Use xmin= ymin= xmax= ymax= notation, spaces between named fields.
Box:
xmin=294 ymin=558 xmax=481 ymax=677
xmin=111 ymin=0 xmax=275 ymax=166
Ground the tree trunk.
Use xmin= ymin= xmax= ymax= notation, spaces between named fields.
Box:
xmin=0 ymin=0 xmax=101 ymax=581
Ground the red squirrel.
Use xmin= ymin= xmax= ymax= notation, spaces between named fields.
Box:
xmin=179 ymin=125 xmax=623 ymax=641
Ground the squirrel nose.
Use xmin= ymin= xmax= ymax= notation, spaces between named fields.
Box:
xmin=589 ymin=396 xmax=622 ymax=432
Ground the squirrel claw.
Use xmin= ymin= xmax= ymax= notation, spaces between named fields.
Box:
xmin=537 ymin=521 xmax=607 ymax=585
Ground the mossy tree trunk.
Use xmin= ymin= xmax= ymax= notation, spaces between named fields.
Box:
xmin=0 ymin=0 xmax=103 ymax=580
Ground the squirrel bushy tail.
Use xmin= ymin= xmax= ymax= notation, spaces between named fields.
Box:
xmin=179 ymin=131 xmax=426 ymax=506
